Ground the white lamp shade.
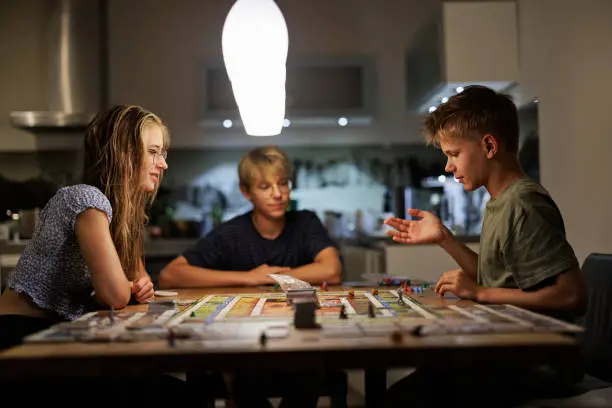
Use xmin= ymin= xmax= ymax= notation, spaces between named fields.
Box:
xmin=222 ymin=0 xmax=289 ymax=137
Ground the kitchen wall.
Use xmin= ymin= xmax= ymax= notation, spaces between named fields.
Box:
xmin=509 ymin=0 xmax=612 ymax=264
xmin=3 ymin=0 xmax=609 ymax=264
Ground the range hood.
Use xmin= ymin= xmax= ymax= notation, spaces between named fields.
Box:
xmin=405 ymin=1 xmax=519 ymax=114
xmin=10 ymin=0 xmax=107 ymax=132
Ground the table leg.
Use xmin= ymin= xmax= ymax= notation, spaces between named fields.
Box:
xmin=365 ymin=369 xmax=387 ymax=408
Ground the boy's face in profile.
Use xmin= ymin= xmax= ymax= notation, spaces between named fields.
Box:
xmin=241 ymin=170 xmax=291 ymax=219
xmin=440 ymin=133 xmax=491 ymax=192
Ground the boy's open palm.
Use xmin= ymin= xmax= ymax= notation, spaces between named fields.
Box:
xmin=384 ymin=209 xmax=445 ymax=244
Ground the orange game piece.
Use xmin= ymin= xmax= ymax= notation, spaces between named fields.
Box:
xmin=371 ymin=289 xmax=379 ymax=296
xmin=348 ymin=290 xmax=355 ymax=299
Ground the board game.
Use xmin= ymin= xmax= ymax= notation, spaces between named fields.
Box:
xmin=24 ymin=287 xmax=584 ymax=346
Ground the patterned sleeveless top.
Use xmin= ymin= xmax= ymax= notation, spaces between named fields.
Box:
xmin=8 ymin=184 xmax=113 ymax=321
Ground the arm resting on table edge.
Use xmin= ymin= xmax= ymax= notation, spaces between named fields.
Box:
xmin=285 ymin=247 xmax=342 ymax=285
xmin=476 ymin=267 xmax=587 ymax=314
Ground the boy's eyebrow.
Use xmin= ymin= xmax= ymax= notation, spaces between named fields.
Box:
xmin=148 ymin=144 xmax=162 ymax=150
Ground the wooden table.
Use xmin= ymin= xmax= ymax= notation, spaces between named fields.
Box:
xmin=0 ymin=286 xmax=581 ymax=407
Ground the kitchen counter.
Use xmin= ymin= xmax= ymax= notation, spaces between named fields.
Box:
xmin=0 ymin=238 xmax=199 ymax=258
xmin=336 ymin=234 xmax=480 ymax=249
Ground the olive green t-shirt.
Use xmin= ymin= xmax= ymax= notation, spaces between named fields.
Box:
xmin=478 ymin=177 xmax=579 ymax=290
xmin=478 ymin=177 xmax=582 ymax=383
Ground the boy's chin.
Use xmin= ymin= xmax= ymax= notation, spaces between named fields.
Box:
xmin=463 ymin=182 xmax=482 ymax=192
xmin=265 ymin=209 xmax=287 ymax=219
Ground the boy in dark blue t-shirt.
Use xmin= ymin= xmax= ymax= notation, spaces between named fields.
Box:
xmin=159 ymin=145 xmax=344 ymax=408
xmin=159 ymin=145 xmax=341 ymax=288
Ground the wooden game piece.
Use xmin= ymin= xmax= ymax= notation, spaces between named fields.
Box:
xmin=371 ymin=289 xmax=379 ymax=296
xmin=190 ymin=311 xmax=196 ymax=317
xmin=397 ymin=289 xmax=405 ymax=305
xmin=339 ymin=304 xmax=348 ymax=319
xmin=293 ymin=299 xmax=321 ymax=329
xmin=274 ymin=283 xmax=279 ymax=292
xmin=321 ymin=281 xmax=327 ymax=291
xmin=367 ymin=302 xmax=376 ymax=318
xmin=411 ymin=325 xmax=424 ymax=337
xmin=259 ymin=331 xmax=268 ymax=347
xmin=167 ymin=329 xmax=176 ymax=347
xmin=348 ymin=290 xmax=355 ymax=299
xmin=391 ymin=330 xmax=403 ymax=344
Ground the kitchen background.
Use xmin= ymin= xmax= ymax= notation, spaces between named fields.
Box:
xmin=0 ymin=119 xmax=539 ymax=242
xmin=2 ymin=2 xmax=611 ymax=402
xmin=2 ymin=0 xmax=609 ymax=294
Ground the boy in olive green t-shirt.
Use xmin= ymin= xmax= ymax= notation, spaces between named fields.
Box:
xmin=384 ymin=85 xmax=587 ymax=407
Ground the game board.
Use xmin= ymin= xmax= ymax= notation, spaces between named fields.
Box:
xmin=24 ymin=289 xmax=584 ymax=345
xmin=171 ymin=290 xmax=418 ymax=324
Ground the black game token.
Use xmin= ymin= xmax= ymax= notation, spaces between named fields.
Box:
xmin=339 ymin=304 xmax=348 ymax=319
xmin=167 ymin=329 xmax=176 ymax=347
xmin=367 ymin=302 xmax=376 ymax=318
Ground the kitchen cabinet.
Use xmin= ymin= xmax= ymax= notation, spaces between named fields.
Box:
xmin=0 ymin=1 xmax=50 ymax=152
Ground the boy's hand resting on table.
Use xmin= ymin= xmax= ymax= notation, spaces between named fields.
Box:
xmin=246 ymin=264 xmax=291 ymax=286
xmin=435 ymin=269 xmax=481 ymax=300
xmin=130 ymin=275 xmax=155 ymax=303
xmin=384 ymin=209 xmax=447 ymax=245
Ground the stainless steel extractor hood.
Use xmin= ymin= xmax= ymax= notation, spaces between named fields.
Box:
xmin=10 ymin=0 xmax=107 ymax=132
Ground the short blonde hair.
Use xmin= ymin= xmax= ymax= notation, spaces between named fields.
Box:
xmin=238 ymin=145 xmax=292 ymax=189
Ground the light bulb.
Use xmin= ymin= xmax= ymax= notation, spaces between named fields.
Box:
xmin=222 ymin=0 xmax=289 ymax=136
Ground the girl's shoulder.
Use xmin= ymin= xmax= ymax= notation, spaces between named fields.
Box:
xmin=47 ymin=184 xmax=113 ymax=224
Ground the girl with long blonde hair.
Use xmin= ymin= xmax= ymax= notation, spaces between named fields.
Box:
xmin=0 ymin=104 xmax=170 ymax=348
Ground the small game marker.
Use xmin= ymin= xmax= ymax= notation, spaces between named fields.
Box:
xmin=339 ymin=304 xmax=348 ymax=320
xmin=167 ymin=329 xmax=176 ymax=347
xmin=347 ymin=290 xmax=355 ymax=299
xmin=391 ymin=330 xmax=403 ymax=344
xmin=371 ymin=289 xmax=379 ymax=296
xmin=367 ymin=302 xmax=376 ymax=318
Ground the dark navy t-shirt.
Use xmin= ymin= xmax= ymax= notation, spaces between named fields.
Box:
xmin=182 ymin=210 xmax=337 ymax=271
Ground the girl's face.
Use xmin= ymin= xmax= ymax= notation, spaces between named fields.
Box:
xmin=141 ymin=124 xmax=168 ymax=192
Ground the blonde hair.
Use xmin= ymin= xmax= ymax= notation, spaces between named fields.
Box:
xmin=82 ymin=105 xmax=170 ymax=280
xmin=238 ymin=145 xmax=292 ymax=190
